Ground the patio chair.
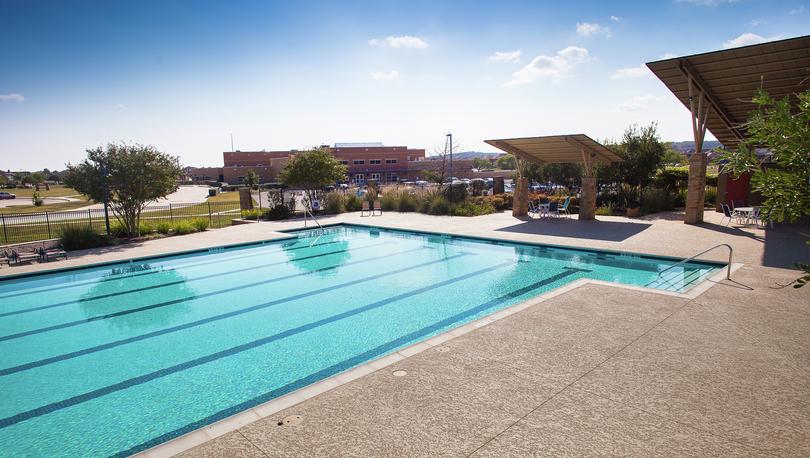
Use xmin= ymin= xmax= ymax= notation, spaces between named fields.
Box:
xmin=731 ymin=199 xmax=745 ymax=210
xmin=548 ymin=201 xmax=559 ymax=218
xmin=360 ymin=201 xmax=371 ymax=217
xmin=528 ymin=200 xmax=539 ymax=218
xmin=0 ymin=251 xmax=10 ymax=267
xmin=719 ymin=203 xmax=743 ymax=226
xmin=372 ymin=200 xmax=382 ymax=216
xmin=556 ymin=197 xmax=571 ymax=218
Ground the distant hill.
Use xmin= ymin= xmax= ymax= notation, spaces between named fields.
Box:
xmin=668 ymin=140 xmax=723 ymax=153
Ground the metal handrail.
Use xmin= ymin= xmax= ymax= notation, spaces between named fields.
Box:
xmin=304 ymin=207 xmax=322 ymax=229
xmin=657 ymin=243 xmax=733 ymax=281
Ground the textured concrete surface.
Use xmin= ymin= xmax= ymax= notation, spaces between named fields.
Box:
xmin=3 ymin=209 xmax=808 ymax=456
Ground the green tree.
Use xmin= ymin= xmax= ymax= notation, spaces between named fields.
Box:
xmin=65 ymin=143 xmax=181 ymax=238
xmin=472 ymin=157 xmax=491 ymax=170
xmin=662 ymin=143 xmax=688 ymax=165
xmin=29 ymin=172 xmax=46 ymax=184
xmin=496 ymin=154 xmax=517 ymax=170
xmin=245 ymin=169 xmax=259 ymax=190
xmin=602 ymin=123 xmax=666 ymax=201
xmin=0 ymin=175 xmax=7 ymax=186
xmin=278 ymin=147 xmax=347 ymax=206
xmin=719 ymin=88 xmax=810 ymax=287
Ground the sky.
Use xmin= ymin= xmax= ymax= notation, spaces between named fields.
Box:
xmin=1 ymin=0 xmax=808 ymax=170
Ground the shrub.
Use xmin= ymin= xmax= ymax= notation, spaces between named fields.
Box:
xmin=595 ymin=204 xmax=614 ymax=216
xmin=640 ymin=187 xmax=675 ymax=214
xmin=155 ymin=222 xmax=172 ymax=234
xmin=110 ymin=220 xmax=129 ymax=238
xmin=138 ymin=221 xmax=153 ymax=236
xmin=265 ymin=205 xmax=291 ymax=220
xmin=191 ymin=218 xmax=209 ymax=232
xmin=425 ymin=195 xmax=452 ymax=215
xmin=323 ymin=192 xmax=345 ymax=214
xmin=344 ymin=194 xmax=363 ymax=212
xmin=172 ymin=221 xmax=196 ymax=235
xmin=59 ymin=225 xmax=112 ymax=251
xmin=380 ymin=192 xmax=397 ymax=211
xmin=397 ymin=192 xmax=419 ymax=212
xmin=704 ymin=186 xmax=717 ymax=207
xmin=242 ymin=209 xmax=261 ymax=220
xmin=32 ymin=191 xmax=44 ymax=206
xmin=443 ymin=183 xmax=468 ymax=203
xmin=451 ymin=201 xmax=496 ymax=217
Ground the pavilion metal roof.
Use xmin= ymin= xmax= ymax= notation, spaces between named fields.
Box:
xmin=646 ymin=35 xmax=810 ymax=148
xmin=484 ymin=134 xmax=621 ymax=165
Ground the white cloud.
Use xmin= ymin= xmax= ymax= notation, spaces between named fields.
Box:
xmin=370 ymin=70 xmax=400 ymax=81
xmin=611 ymin=64 xmax=652 ymax=79
xmin=749 ymin=19 xmax=765 ymax=26
xmin=660 ymin=52 xmax=679 ymax=59
xmin=116 ymin=103 xmax=128 ymax=111
xmin=576 ymin=22 xmax=612 ymax=37
xmin=609 ymin=15 xmax=621 ymax=22
xmin=614 ymin=95 xmax=663 ymax=112
xmin=368 ymin=35 xmax=429 ymax=49
xmin=488 ymin=50 xmax=521 ymax=63
xmin=678 ymin=0 xmax=739 ymax=5
xmin=0 ymin=93 xmax=24 ymax=102
xmin=507 ymin=46 xmax=589 ymax=86
xmin=789 ymin=5 xmax=805 ymax=14
xmin=722 ymin=32 xmax=783 ymax=49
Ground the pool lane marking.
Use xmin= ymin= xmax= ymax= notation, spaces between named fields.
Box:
xmin=0 ymin=243 xmax=435 ymax=343
xmin=112 ymin=266 xmax=588 ymax=457
xmin=0 ymin=254 xmax=490 ymax=429
xmin=0 ymin=240 xmax=395 ymax=319
xmin=0 ymin=239 xmax=346 ymax=301
xmin=0 ymin=248 xmax=463 ymax=375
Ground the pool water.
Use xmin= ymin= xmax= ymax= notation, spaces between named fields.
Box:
xmin=0 ymin=224 xmax=720 ymax=456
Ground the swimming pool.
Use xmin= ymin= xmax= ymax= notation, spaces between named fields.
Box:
xmin=0 ymin=224 xmax=721 ymax=456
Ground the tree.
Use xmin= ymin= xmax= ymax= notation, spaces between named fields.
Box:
xmin=245 ymin=169 xmax=259 ymax=190
xmin=29 ymin=172 xmax=46 ymax=184
xmin=496 ymin=154 xmax=517 ymax=170
xmin=602 ymin=123 xmax=666 ymax=201
xmin=719 ymin=88 xmax=810 ymax=287
xmin=65 ymin=143 xmax=181 ymax=237
xmin=278 ymin=147 xmax=347 ymax=207
xmin=662 ymin=143 xmax=688 ymax=165
xmin=472 ymin=157 xmax=491 ymax=170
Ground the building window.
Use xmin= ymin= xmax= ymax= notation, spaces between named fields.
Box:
xmin=386 ymin=173 xmax=398 ymax=182
xmin=339 ymin=160 xmax=349 ymax=165
xmin=385 ymin=159 xmax=397 ymax=164
xmin=237 ymin=176 xmax=245 ymax=183
xmin=353 ymin=159 xmax=365 ymax=165
xmin=369 ymin=159 xmax=381 ymax=165
xmin=370 ymin=173 xmax=380 ymax=182
xmin=354 ymin=174 xmax=365 ymax=185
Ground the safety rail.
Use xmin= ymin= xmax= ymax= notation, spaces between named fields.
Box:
xmin=303 ymin=207 xmax=322 ymax=229
xmin=657 ymin=243 xmax=733 ymax=281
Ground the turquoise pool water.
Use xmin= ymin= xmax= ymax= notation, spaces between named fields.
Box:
xmin=0 ymin=224 xmax=720 ymax=456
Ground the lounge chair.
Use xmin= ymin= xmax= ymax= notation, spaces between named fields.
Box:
xmin=528 ymin=200 xmax=539 ymax=218
xmin=360 ymin=201 xmax=371 ymax=217
xmin=12 ymin=248 xmax=40 ymax=264
xmin=372 ymin=200 xmax=382 ymax=216
xmin=0 ymin=251 xmax=10 ymax=267
xmin=40 ymin=246 xmax=68 ymax=262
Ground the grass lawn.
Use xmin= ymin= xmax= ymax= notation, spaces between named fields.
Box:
xmin=2 ymin=185 xmax=83 ymax=198
xmin=206 ymin=191 xmax=241 ymax=203
xmin=0 ymin=200 xmax=93 ymax=215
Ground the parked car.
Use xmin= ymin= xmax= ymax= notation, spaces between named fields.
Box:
xmin=0 ymin=192 xmax=16 ymax=199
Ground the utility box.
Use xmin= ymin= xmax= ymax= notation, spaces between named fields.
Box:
xmin=493 ymin=176 xmax=505 ymax=195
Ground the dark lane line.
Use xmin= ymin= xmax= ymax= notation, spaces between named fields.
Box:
xmin=114 ymin=267 xmax=588 ymax=457
xmin=0 ymin=238 xmax=344 ymax=301
xmin=0 ymin=243 xmax=425 ymax=343
xmin=0 ymin=247 xmax=456 ymax=376
xmin=0 ymin=254 xmax=487 ymax=429
xmin=0 ymin=240 xmax=393 ymax=319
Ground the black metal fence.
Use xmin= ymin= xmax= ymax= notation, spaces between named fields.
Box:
xmin=0 ymin=201 xmax=242 ymax=245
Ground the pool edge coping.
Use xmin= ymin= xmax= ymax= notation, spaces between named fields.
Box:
xmin=134 ymin=261 xmax=742 ymax=458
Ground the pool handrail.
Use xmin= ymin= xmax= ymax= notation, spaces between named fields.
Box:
xmin=657 ymin=243 xmax=733 ymax=281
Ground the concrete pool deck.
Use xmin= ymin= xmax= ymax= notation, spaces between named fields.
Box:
xmin=2 ymin=210 xmax=808 ymax=456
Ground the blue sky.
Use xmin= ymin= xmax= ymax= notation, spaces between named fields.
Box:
xmin=1 ymin=0 xmax=808 ymax=170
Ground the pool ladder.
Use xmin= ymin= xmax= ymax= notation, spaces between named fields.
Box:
xmin=656 ymin=243 xmax=733 ymax=282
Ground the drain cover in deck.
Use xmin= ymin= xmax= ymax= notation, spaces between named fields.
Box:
xmin=278 ymin=415 xmax=302 ymax=426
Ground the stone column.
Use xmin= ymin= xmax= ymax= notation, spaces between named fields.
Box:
xmin=579 ymin=176 xmax=596 ymax=221
xmin=684 ymin=152 xmax=707 ymax=224
xmin=512 ymin=177 xmax=529 ymax=217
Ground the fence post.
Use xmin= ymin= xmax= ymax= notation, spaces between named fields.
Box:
xmin=169 ymin=203 xmax=174 ymax=223
xmin=1 ymin=213 xmax=6 ymax=244
xmin=88 ymin=209 xmax=93 ymax=230
xmin=208 ymin=201 xmax=213 ymax=225
xmin=46 ymin=211 xmax=51 ymax=239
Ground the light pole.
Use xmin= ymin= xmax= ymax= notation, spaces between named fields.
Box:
xmin=100 ymin=163 xmax=111 ymax=236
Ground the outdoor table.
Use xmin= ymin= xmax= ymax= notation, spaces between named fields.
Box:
xmin=734 ymin=206 xmax=758 ymax=225
xmin=537 ymin=202 xmax=550 ymax=218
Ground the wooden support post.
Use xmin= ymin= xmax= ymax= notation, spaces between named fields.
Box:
xmin=579 ymin=148 xmax=597 ymax=221
xmin=685 ymin=76 xmax=710 ymax=224
xmin=512 ymin=156 xmax=529 ymax=217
